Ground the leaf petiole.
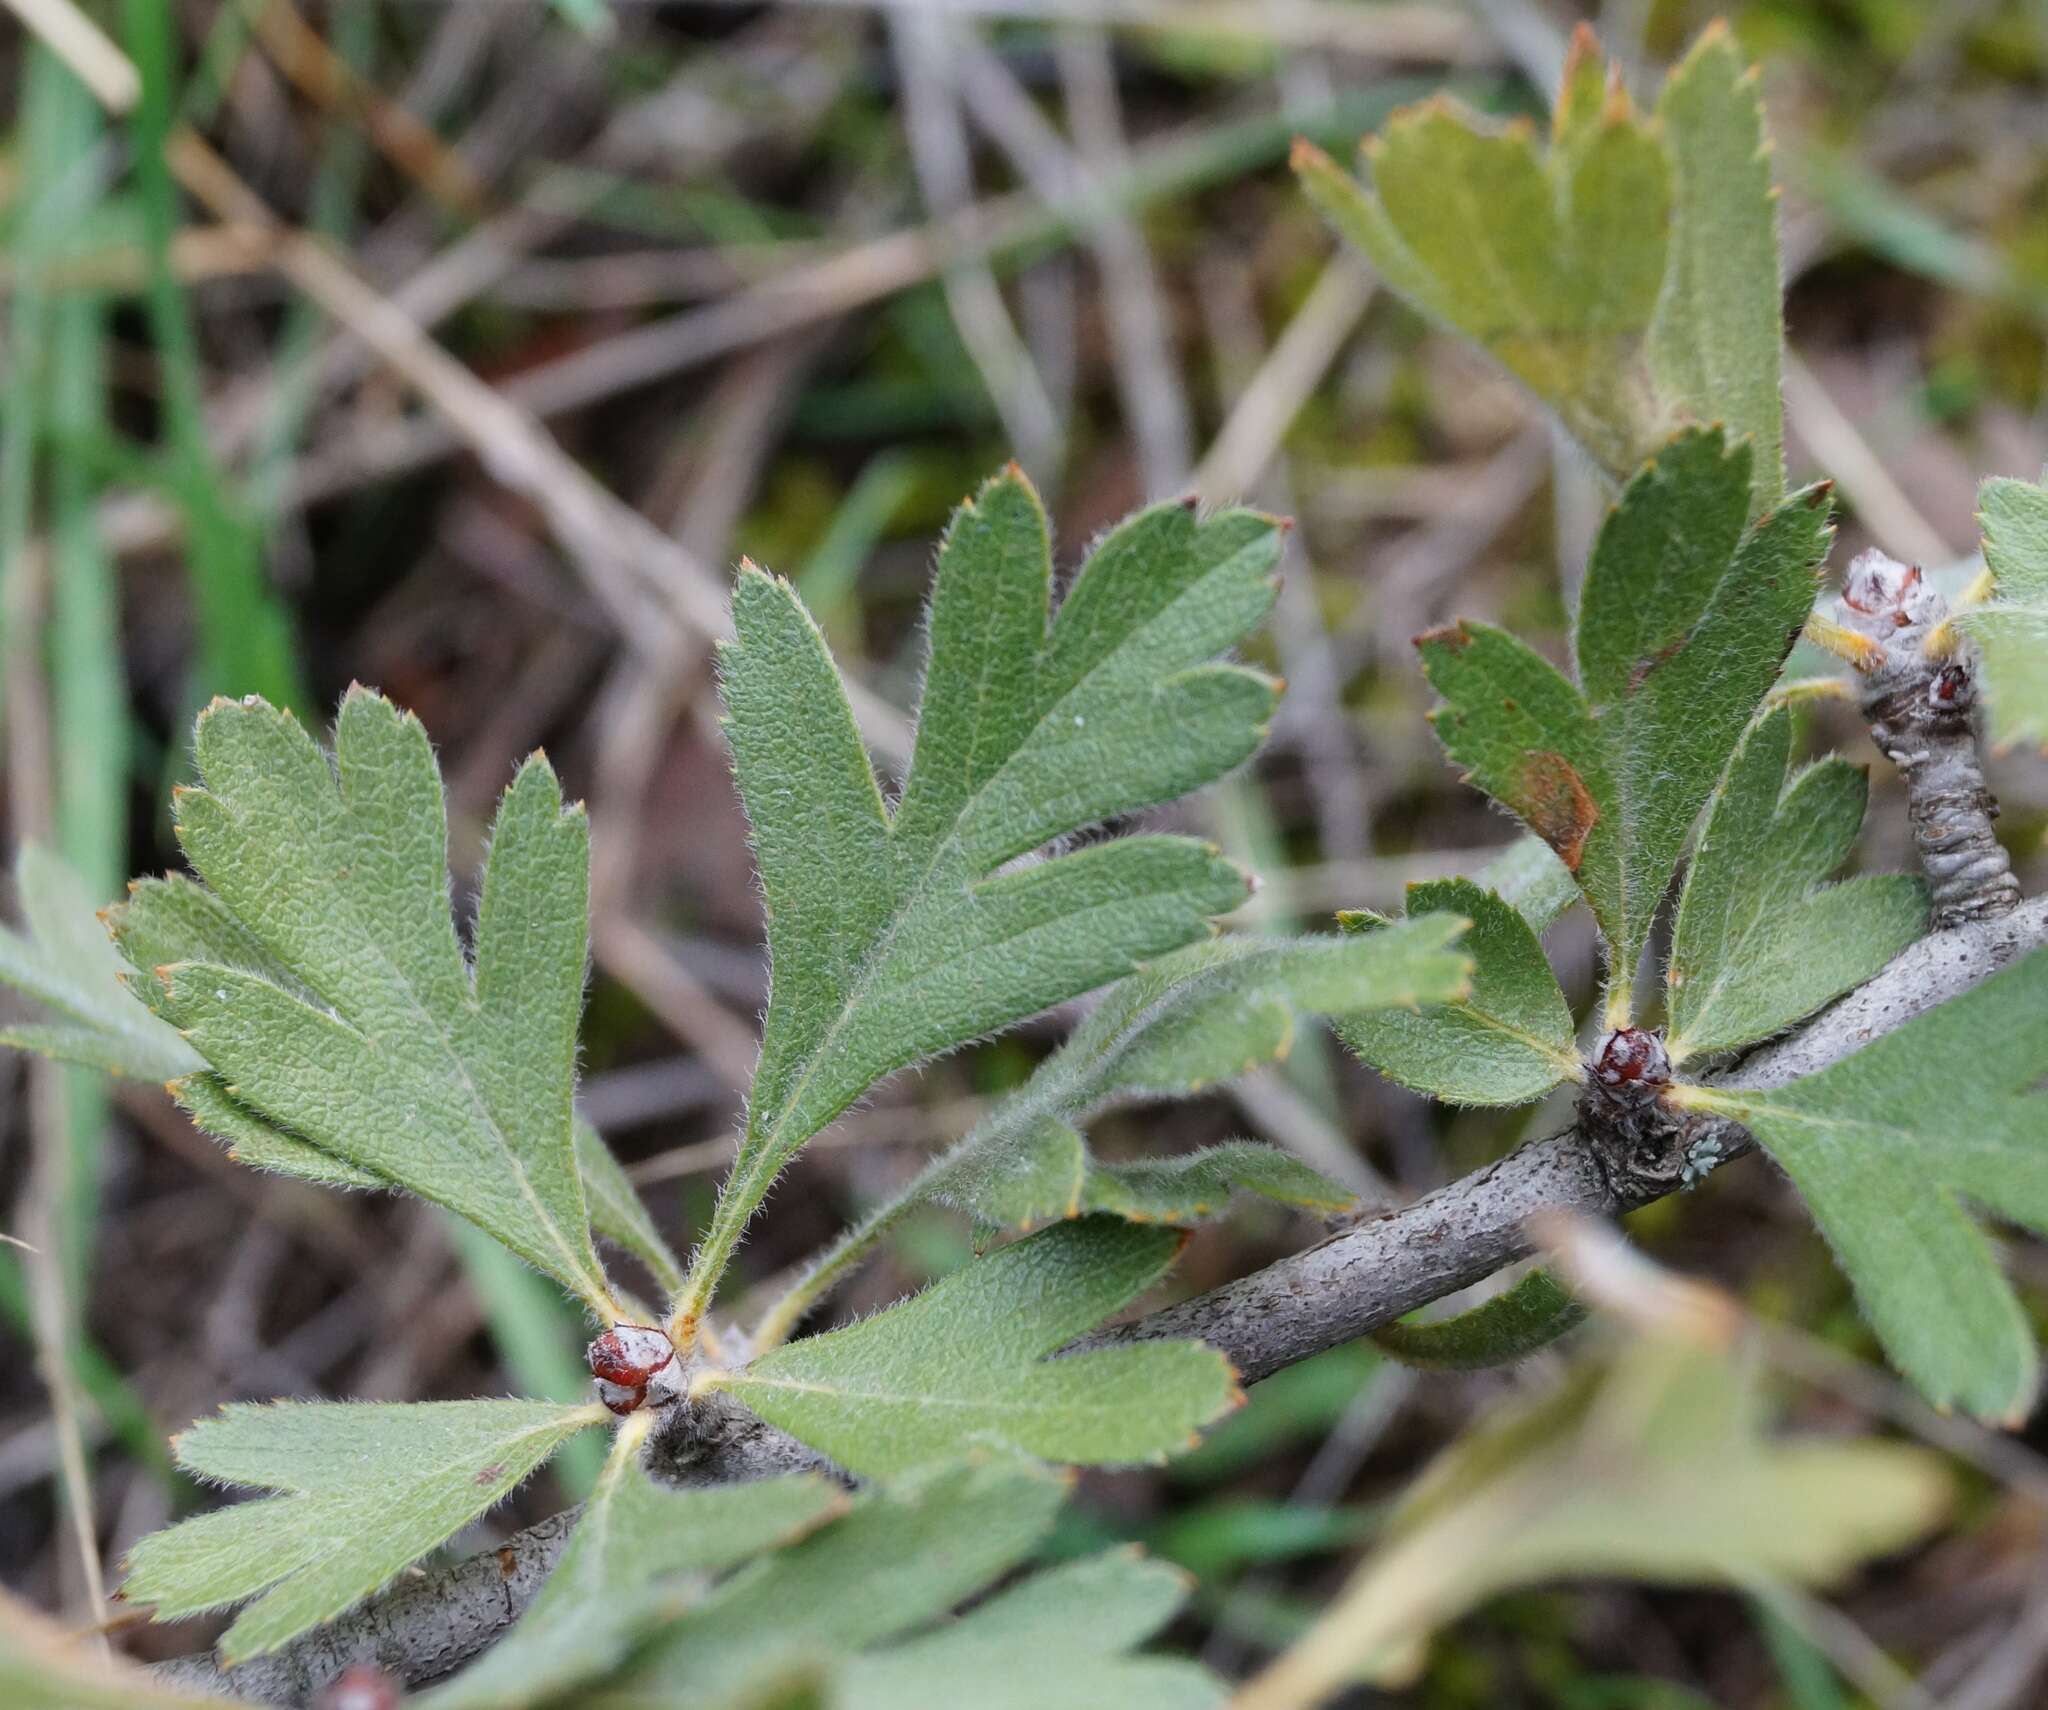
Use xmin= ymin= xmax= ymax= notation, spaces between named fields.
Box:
xmin=1801 ymin=612 xmax=1888 ymax=672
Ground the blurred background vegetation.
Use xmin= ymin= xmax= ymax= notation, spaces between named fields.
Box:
xmin=4 ymin=1 xmax=2048 ymax=1704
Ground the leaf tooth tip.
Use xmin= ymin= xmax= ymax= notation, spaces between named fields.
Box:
xmin=1413 ymin=619 xmax=1471 ymax=652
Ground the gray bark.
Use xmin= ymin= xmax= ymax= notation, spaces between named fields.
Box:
xmin=150 ymin=1389 xmax=837 ymax=1705
xmin=1862 ymin=663 xmax=2021 ymax=926
xmin=1091 ymin=896 xmax=2048 ymax=1381
xmin=149 ymin=1510 xmax=579 ymax=1706
xmin=157 ymin=897 xmax=2048 ymax=1704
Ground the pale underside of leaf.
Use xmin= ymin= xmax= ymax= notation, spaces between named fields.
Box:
xmin=957 ymin=1122 xmax=1356 ymax=1234
xmin=1955 ymin=604 xmax=2048 ymax=752
xmin=712 ymin=1220 xmax=1240 ymax=1477
xmin=1978 ymin=475 xmax=2048 ymax=605
xmin=601 ymin=1459 xmax=1075 ymax=1707
xmin=1372 ymin=1270 xmax=1588 ymax=1371
xmin=1476 ymin=834 xmax=1580 ymax=933
xmin=1697 ymin=948 xmax=2048 ymax=1419
xmin=425 ymin=1424 xmax=843 ymax=1710
xmin=930 ymin=920 xmax=1470 ymax=1229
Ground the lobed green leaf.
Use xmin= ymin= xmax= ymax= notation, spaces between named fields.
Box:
xmin=1648 ymin=23 xmax=1786 ymax=512
xmin=122 ymin=1399 xmax=608 ymax=1660
xmin=601 ymin=1459 xmax=1067 ymax=1703
xmin=113 ymin=691 xmax=620 ymax=1318
xmin=1339 ymin=880 xmax=1577 ymax=1106
xmin=1420 ymin=429 xmax=1831 ymax=1001
xmin=691 ymin=468 xmax=1285 ymax=1324
xmin=1296 ymin=66 xmax=1669 ymax=482
xmin=1666 ymin=708 xmax=1925 ymax=1060
xmin=0 ymin=845 xmax=198 ymax=1082
xmin=1963 ymin=475 xmax=2048 ymax=751
xmin=828 ymin=1551 xmax=1219 ymax=1710
xmin=1299 ymin=24 xmax=1786 ymax=513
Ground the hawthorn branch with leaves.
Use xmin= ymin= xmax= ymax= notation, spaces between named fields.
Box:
xmin=146 ymin=891 xmax=2048 ymax=1706
xmin=8 ymin=20 xmax=2048 ymax=1710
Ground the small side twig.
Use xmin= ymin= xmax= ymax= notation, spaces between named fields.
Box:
xmin=1084 ymin=894 xmax=2048 ymax=1380
xmin=1832 ymin=550 xmax=2022 ymax=928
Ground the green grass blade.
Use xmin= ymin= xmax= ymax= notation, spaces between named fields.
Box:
xmin=120 ymin=0 xmax=306 ymax=713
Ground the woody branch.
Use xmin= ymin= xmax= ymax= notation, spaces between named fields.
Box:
xmin=156 ymin=879 xmax=2048 ymax=1704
